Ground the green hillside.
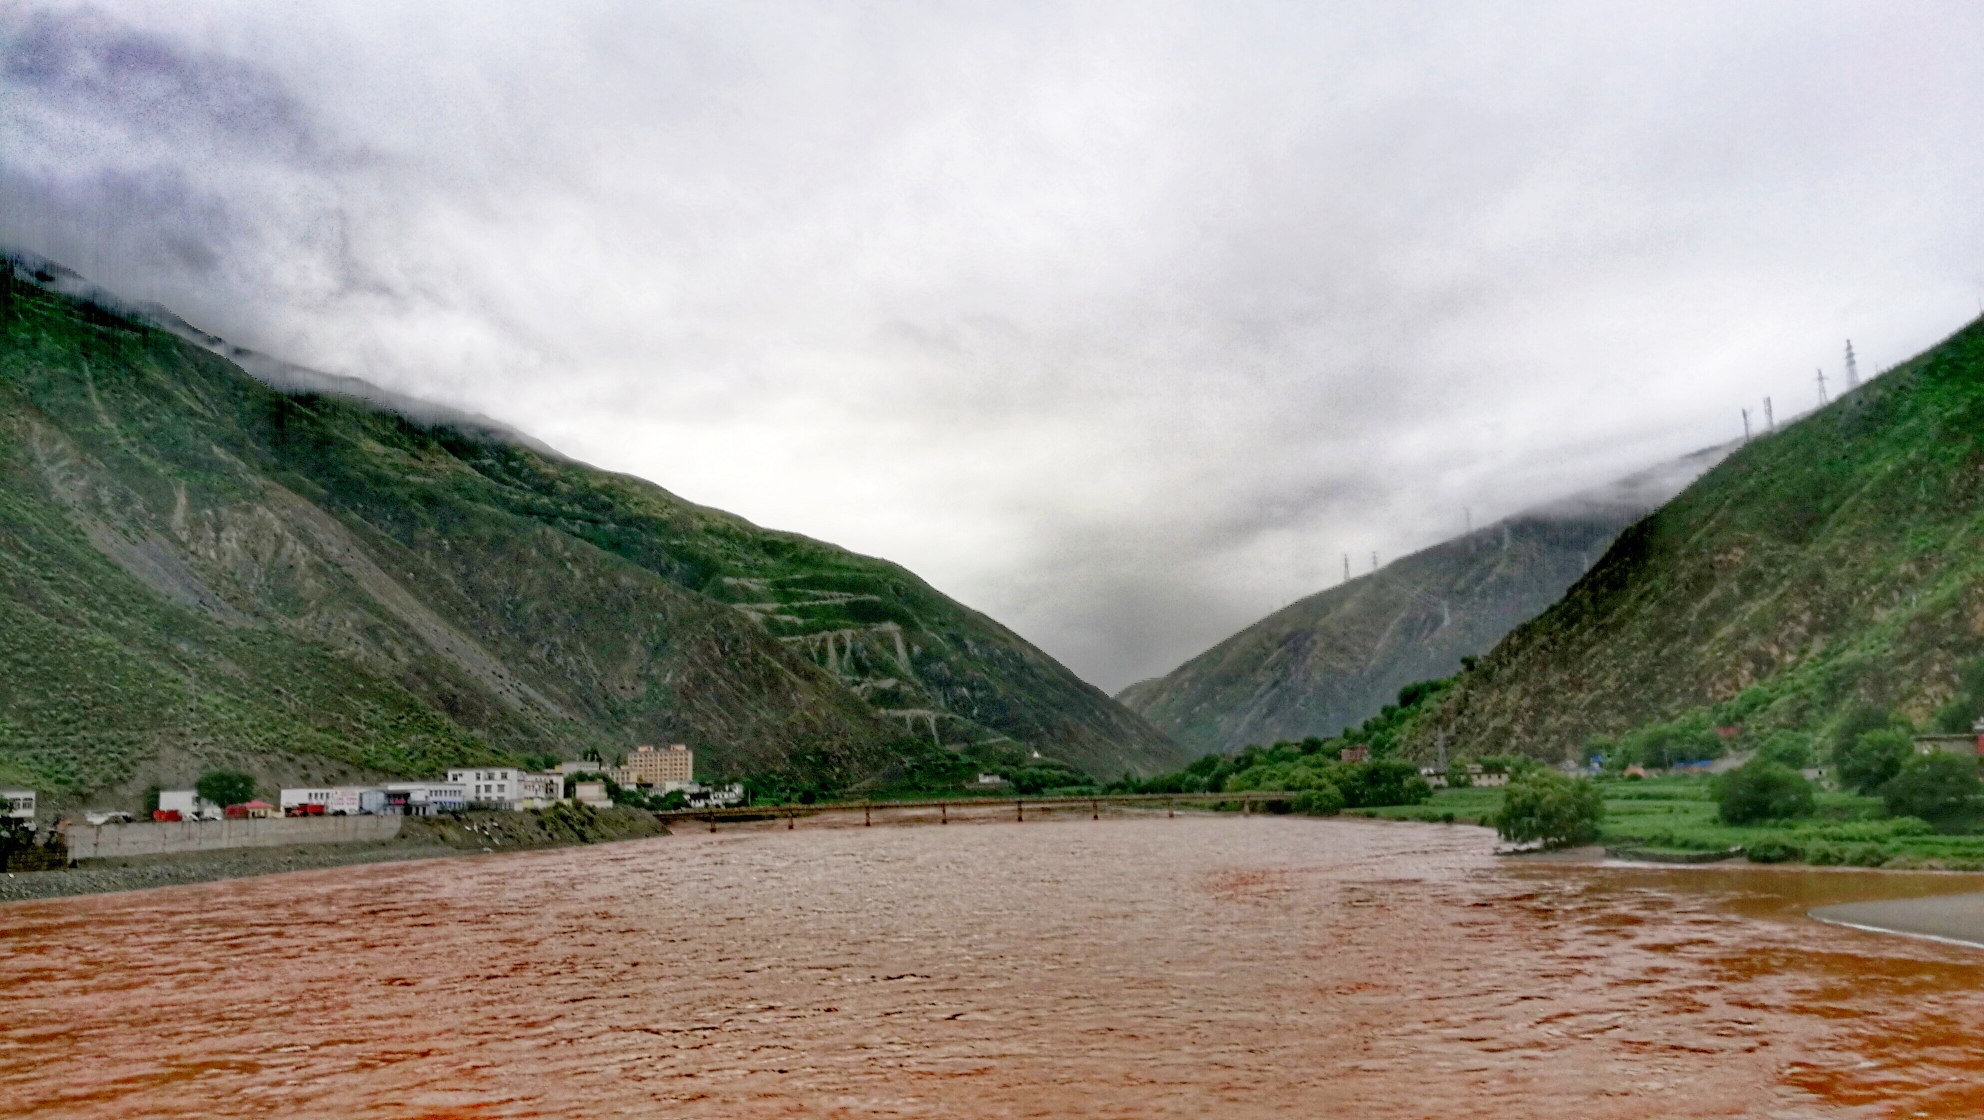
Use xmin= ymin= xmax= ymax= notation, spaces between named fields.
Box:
xmin=0 ymin=263 xmax=1182 ymax=810
xmin=1414 ymin=315 xmax=1984 ymax=762
xmin=1117 ymin=447 xmax=1725 ymax=755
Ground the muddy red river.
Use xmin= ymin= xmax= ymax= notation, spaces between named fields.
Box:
xmin=5 ymin=810 xmax=1984 ymax=1118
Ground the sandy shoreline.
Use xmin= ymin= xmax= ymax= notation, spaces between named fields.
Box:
xmin=1809 ymin=893 xmax=1984 ymax=949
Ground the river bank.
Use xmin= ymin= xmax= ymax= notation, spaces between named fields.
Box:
xmin=0 ymin=804 xmax=668 ymax=903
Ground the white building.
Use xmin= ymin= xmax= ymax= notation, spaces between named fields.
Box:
xmin=279 ymin=787 xmax=387 ymax=815
xmin=157 ymin=790 xmax=222 ymax=821
xmin=573 ymin=780 xmax=612 ymax=808
xmin=446 ymin=769 xmax=563 ymax=810
xmin=3 ymin=789 xmax=37 ymax=827
xmin=516 ymin=773 xmax=562 ymax=808
xmin=382 ymin=782 xmax=469 ymax=816
xmin=449 ymin=768 xmax=526 ymax=808
xmin=682 ymin=783 xmax=745 ymax=809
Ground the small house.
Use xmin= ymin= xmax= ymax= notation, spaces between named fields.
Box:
xmin=2 ymin=789 xmax=36 ymax=828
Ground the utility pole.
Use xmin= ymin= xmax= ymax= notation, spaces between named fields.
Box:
xmin=1741 ymin=407 xmax=1751 ymax=442
xmin=1844 ymin=340 xmax=1860 ymax=389
xmin=1816 ymin=367 xmax=1829 ymax=406
xmin=1764 ymin=396 xmax=1775 ymax=431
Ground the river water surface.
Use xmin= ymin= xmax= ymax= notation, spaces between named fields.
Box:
xmin=5 ymin=810 xmax=1984 ymax=1118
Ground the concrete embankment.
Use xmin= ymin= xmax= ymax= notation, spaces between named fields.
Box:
xmin=1810 ymin=893 xmax=1984 ymax=949
xmin=65 ymin=815 xmax=404 ymax=859
xmin=1 ymin=805 xmax=668 ymax=904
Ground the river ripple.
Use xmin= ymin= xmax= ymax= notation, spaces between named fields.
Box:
xmin=5 ymin=810 xmax=1984 ymax=1118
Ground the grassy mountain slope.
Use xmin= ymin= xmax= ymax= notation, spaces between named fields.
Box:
xmin=1412 ymin=315 xmax=1984 ymax=762
xmin=1117 ymin=449 xmax=1727 ymax=755
xmin=0 ymin=265 xmax=1182 ymax=805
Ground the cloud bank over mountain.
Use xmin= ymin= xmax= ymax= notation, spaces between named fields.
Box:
xmin=4 ymin=1 xmax=1981 ymax=690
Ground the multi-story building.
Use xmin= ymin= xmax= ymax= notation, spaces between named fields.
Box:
xmin=2 ymin=789 xmax=36 ymax=828
xmin=516 ymin=773 xmax=562 ymax=808
xmin=449 ymin=768 xmax=527 ymax=808
xmin=623 ymin=744 xmax=694 ymax=788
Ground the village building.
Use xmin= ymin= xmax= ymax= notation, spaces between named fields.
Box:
xmin=382 ymin=782 xmax=468 ymax=816
xmin=4 ymin=789 xmax=38 ymax=828
xmin=448 ymin=768 xmax=529 ymax=808
xmin=279 ymin=787 xmax=388 ymax=816
xmin=574 ymin=780 xmax=612 ymax=808
xmin=623 ymin=744 xmax=694 ymax=787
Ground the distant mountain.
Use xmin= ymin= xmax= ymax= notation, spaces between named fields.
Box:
xmin=0 ymin=257 xmax=1183 ymax=810
xmin=1409 ymin=315 xmax=1984 ymax=762
xmin=1116 ymin=444 xmax=1732 ymax=755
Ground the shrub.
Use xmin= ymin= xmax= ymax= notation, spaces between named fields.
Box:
xmin=1835 ymin=728 xmax=1912 ymax=794
xmin=195 ymin=769 xmax=257 ymax=809
xmin=1757 ymin=731 xmax=1815 ymax=770
xmin=1337 ymin=760 xmax=1433 ymax=808
xmin=1492 ymin=771 xmax=1603 ymax=849
xmin=1293 ymin=785 xmax=1345 ymax=816
xmin=1715 ymin=759 xmax=1816 ymax=825
xmin=1744 ymin=839 xmax=1803 ymax=864
xmin=1879 ymin=752 xmax=1983 ymax=828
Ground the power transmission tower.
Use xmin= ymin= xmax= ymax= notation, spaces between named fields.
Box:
xmin=1741 ymin=407 xmax=1751 ymax=441
xmin=1343 ymin=553 xmax=1349 ymax=584
xmin=1816 ymin=367 xmax=1828 ymax=406
xmin=1764 ymin=396 xmax=1775 ymax=431
xmin=1370 ymin=551 xmax=1378 ymax=572
xmin=1844 ymin=340 xmax=1860 ymax=389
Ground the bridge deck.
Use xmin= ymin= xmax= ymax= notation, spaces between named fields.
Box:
xmin=654 ymin=791 xmax=1298 ymax=827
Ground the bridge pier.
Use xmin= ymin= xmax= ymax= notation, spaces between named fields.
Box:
xmin=940 ymin=802 xmax=947 ymax=824
xmin=708 ymin=812 xmax=717 ymax=833
xmin=864 ymin=803 xmax=872 ymax=827
xmin=1092 ymin=798 xmax=1099 ymax=820
xmin=1016 ymin=799 xmax=1024 ymax=822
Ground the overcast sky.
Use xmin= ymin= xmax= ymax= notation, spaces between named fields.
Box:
xmin=4 ymin=1 xmax=1982 ymax=692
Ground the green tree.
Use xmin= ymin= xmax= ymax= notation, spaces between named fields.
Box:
xmin=1293 ymin=784 xmax=1345 ymax=815
xmin=195 ymin=769 xmax=257 ymax=808
xmin=1444 ymin=761 xmax=1473 ymax=789
xmin=1879 ymin=753 xmax=1983 ymax=828
xmin=1756 ymin=731 xmax=1815 ymax=770
xmin=1492 ymin=771 xmax=1603 ymax=848
xmin=1715 ymin=759 xmax=1816 ymax=825
xmin=1835 ymin=728 xmax=1911 ymax=794
xmin=1337 ymin=760 xmax=1432 ymax=808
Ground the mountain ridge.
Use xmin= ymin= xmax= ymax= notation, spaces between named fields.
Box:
xmin=1406 ymin=314 xmax=1984 ymax=761
xmin=0 ymin=258 xmax=1184 ymax=811
xmin=1117 ymin=444 xmax=1732 ymax=755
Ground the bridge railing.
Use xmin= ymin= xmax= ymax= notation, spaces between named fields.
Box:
xmin=654 ymin=790 xmax=1301 ymax=830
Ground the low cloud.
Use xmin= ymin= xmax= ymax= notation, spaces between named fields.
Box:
xmin=4 ymin=0 xmax=1981 ymax=691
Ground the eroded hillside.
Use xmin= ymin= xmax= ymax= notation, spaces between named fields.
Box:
xmin=0 ymin=264 xmax=1182 ymax=805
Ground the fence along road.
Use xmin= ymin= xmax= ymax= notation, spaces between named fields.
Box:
xmin=655 ymin=791 xmax=1305 ymax=831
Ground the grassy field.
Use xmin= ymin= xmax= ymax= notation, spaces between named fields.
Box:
xmin=1347 ymin=776 xmax=1984 ymax=869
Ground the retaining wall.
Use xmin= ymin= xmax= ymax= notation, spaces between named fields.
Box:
xmin=64 ymin=815 xmax=403 ymax=860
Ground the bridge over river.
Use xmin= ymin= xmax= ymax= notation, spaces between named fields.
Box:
xmin=655 ymin=791 xmax=1298 ymax=831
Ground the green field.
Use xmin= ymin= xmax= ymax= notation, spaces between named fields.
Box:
xmin=1349 ymin=776 xmax=1984 ymax=869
